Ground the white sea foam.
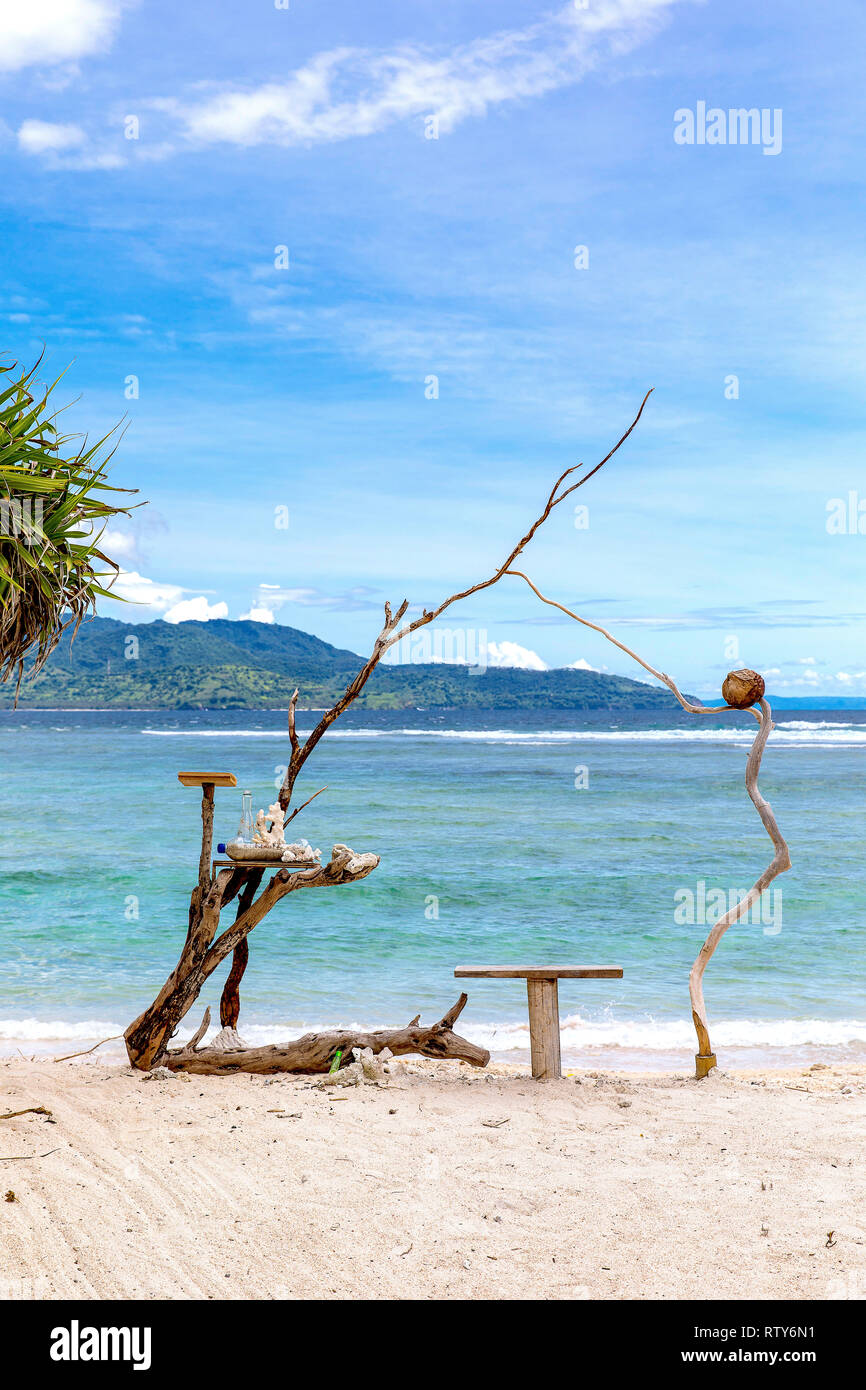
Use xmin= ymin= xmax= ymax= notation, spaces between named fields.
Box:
xmin=468 ymin=1014 xmax=866 ymax=1052
xmin=0 ymin=1018 xmax=124 ymax=1042
xmin=3 ymin=1014 xmax=864 ymax=1053
xmin=142 ymin=724 xmax=866 ymax=747
xmin=776 ymin=720 xmax=858 ymax=729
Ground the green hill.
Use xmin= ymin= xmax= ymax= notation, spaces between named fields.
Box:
xmin=1 ymin=616 xmax=676 ymax=710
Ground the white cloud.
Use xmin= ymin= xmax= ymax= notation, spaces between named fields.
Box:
xmin=16 ymin=2 xmax=681 ymax=169
xmin=238 ymin=604 xmax=276 ymax=624
xmin=149 ymin=1 xmax=680 ymax=154
xmin=569 ymin=657 xmax=598 ymax=671
xmin=104 ymin=567 xmax=228 ymax=624
xmin=734 ymin=664 xmax=866 ymax=696
xmin=0 ymin=0 xmax=121 ymax=73
xmin=108 ymin=568 xmax=183 ymax=610
xmin=17 ymin=119 xmax=85 ymax=154
xmin=484 ymin=640 xmax=547 ymax=671
xmin=163 ymin=596 xmax=229 ymax=624
xmin=100 ymin=527 xmax=140 ymax=565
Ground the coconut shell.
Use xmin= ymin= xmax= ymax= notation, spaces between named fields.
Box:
xmin=722 ymin=668 xmax=765 ymax=709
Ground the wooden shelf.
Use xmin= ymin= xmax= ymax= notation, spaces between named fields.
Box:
xmin=178 ymin=772 xmax=237 ymax=788
xmin=212 ymin=858 xmax=320 ymax=874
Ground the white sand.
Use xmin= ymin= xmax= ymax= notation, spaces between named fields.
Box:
xmin=1 ymin=1058 xmax=863 ymax=1301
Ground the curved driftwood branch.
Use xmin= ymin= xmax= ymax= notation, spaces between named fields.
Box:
xmin=162 ymin=993 xmax=489 ymax=1075
xmin=505 ymin=569 xmax=792 ymax=1076
xmin=688 ymin=698 xmax=791 ymax=1071
xmin=506 ymin=568 xmax=761 ymax=724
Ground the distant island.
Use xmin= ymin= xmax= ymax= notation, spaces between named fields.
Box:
xmin=0 ymin=616 xmax=686 ymax=710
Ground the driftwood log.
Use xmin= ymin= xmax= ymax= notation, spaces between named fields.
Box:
xmin=162 ymin=993 xmax=488 ymax=1075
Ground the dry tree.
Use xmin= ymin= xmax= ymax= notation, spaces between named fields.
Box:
xmin=125 ymin=394 xmax=654 ymax=1075
xmin=124 ymin=389 xmax=789 ymax=1079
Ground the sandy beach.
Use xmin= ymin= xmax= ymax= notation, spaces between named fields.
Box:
xmin=1 ymin=1056 xmax=863 ymax=1302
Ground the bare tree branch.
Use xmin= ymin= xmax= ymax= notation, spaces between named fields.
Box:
xmin=278 ymin=390 xmax=654 ymax=809
xmin=288 ymin=687 xmax=300 ymax=762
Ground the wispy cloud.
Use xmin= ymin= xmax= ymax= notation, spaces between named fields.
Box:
xmin=17 ymin=120 xmax=86 ymax=155
xmin=19 ymin=0 xmax=682 ymax=169
xmin=148 ymin=2 xmax=680 ymax=154
xmin=16 ymin=117 xmax=123 ymax=168
xmin=241 ymin=584 xmax=384 ymax=620
xmin=516 ymin=601 xmax=866 ymax=631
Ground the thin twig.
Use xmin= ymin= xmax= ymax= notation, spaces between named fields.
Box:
xmin=0 ymin=1107 xmax=52 ymax=1120
xmin=284 ymin=785 xmax=328 ymax=825
xmin=0 ymin=1149 xmax=61 ymax=1162
xmin=53 ymin=1033 xmax=122 ymax=1063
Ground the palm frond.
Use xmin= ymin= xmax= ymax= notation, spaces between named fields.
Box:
xmin=0 ymin=355 xmax=138 ymax=696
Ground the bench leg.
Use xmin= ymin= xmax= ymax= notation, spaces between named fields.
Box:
xmin=526 ymin=978 xmax=561 ymax=1080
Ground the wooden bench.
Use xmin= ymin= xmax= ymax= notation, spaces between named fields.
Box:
xmin=454 ymin=966 xmax=623 ymax=1080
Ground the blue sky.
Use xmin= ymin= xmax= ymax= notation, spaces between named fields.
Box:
xmin=2 ymin=0 xmax=865 ymax=696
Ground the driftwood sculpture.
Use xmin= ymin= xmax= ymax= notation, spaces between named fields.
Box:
xmin=125 ymin=389 xmax=786 ymax=1079
xmin=124 ymin=395 xmax=653 ymax=1076
xmin=505 ymin=570 xmax=792 ymax=1077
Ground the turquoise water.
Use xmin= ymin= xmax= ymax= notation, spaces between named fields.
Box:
xmin=1 ymin=707 xmax=864 ymax=1069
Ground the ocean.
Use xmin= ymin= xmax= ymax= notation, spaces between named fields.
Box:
xmin=1 ymin=706 xmax=864 ymax=1070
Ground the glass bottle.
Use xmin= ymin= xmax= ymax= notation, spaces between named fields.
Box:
xmin=238 ymin=790 xmax=254 ymax=842
xmin=227 ymin=790 xmax=255 ymax=855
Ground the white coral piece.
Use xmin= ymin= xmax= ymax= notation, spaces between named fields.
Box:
xmin=254 ymin=803 xmax=288 ymax=848
xmin=317 ymin=1062 xmax=363 ymax=1088
xmin=209 ymin=1026 xmax=249 ymax=1052
xmin=281 ymin=841 xmax=321 ymax=863
xmin=316 ymin=1046 xmax=393 ymax=1088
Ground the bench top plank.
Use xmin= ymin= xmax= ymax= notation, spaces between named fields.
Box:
xmin=454 ymin=966 xmax=623 ymax=980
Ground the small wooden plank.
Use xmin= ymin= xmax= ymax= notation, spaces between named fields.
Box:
xmin=212 ymin=859 xmax=319 ymax=873
xmin=454 ymin=966 xmax=623 ymax=980
xmin=177 ymin=772 xmax=237 ymax=788
xmin=527 ymin=977 xmax=561 ymax=1079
